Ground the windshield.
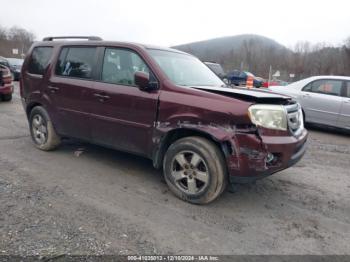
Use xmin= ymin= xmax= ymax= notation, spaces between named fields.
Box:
xmin=7 ymin=58 xmax=23 ymax=66
xmin=148 ymin=49 xmax=224 ymax=87
xmin=245 ymin=71 xmax=254 ymax=77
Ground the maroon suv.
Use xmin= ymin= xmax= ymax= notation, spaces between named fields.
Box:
xmin=20 ymin=36 xmax=307 ymax=204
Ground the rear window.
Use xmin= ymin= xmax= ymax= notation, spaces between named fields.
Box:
xmin=27 ymin=47 xmax=53 ymax=75
xmin=55 ymin=47 xmax=96 ymax=79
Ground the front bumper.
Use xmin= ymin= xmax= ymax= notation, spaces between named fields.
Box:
xmin=226 ymin=128 xmax=308 ymax=184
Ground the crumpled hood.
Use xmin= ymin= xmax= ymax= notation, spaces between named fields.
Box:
xmin=190 ymin=85 xmax=292 ymax=104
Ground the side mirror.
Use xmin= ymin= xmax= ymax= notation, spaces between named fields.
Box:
xmin=135 ymin=71 xmax=151 ymax=90
xmin=135 ymin=71 xmax=158 ymax=91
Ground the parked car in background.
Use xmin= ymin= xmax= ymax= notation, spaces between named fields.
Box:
xmin=6 ymin=58 xmax=24 ymax=81
xmin=262 ymin=79 xmax=289 ymax=88
xmin=0 ymin=56 xmax=11 ymax=70
xmin=268 ymin=76 xmax=350 ymax=130
xmin=0 ymin=64 xmax=14 ymax=101
xmin=227 ymin=70 xmax=263 ymax=87
xmin=255 ymin=77 xmax=266 ymax=86
xmin=21 ymin=36 xmax=307 ymax=204
xmin=204 ymin=62 xmax=227 ymax=82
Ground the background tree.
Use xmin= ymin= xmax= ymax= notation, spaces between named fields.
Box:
xmin=175 ymin=35 xmax=350 ymax=80
xmin=0 ymin=26 xmax=7 ymax=40
xmin=0 ymin=24 xmax=36 ymax=58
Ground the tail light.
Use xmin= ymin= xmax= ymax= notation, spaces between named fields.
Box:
xmin=1 ymin=67 xmax=12 ymax=83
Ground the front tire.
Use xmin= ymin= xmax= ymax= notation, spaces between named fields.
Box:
xmin=29 ymin=106 xmax=61 ymax=151
xmin=163 ymin=137 xmax=227 ymax=204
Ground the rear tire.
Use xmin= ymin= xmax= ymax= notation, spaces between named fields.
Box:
xmin=29 ymin=106 xmax=61 ymax=151
xmin=163 ymin=136 xmax=227 ymax=204
xmin=2 ymin=94 xmax=12 ymax=101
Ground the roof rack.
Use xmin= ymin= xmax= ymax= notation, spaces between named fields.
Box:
xmin=42 ymin=36 xmax=102 ymax=41
xmin=204 ymin=61 xmax=219 ymax=64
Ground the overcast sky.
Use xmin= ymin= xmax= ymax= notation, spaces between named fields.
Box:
xmin=1 ymin=0 xmax=349 ymax=47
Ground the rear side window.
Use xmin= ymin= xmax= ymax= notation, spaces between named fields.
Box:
xmin=302 ymin=79 xmax=342 ymax=96
xmin=28 ymin=47 xmax=53 ymax=75
xmin=55 ymin=47 xmax=96 ymax=79
xmin=345 ymin=82 xmax=350 ymax=98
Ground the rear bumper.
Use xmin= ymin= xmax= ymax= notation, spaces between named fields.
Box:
xmin=226 ymin=129 xmax=308 ymax=184
xmin=0 ymin=84 xmax=14 ymax=95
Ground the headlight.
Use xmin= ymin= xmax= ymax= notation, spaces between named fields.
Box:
xmin=248 ymin=104 xmax=287 ymax=131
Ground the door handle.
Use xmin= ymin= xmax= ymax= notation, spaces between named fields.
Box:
xmin=344 ymin=99 xmax=350 ymax=104
xmin=93 ymin=93 xmax=110 ymax=101
xmin=302 ymin=93 xmax=311 ymax=98
xmin=48 ymin=86 xmax=59 ymax=93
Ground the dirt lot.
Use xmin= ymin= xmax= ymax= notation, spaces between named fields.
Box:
xmin=0 ymin=83 xmax=349 ymax=256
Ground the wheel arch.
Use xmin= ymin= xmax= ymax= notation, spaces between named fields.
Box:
xmin=26 ymin=102 xmax=43 ymax=119
xmin=152 ymin=127 xmax=232 ymax=169
xmin=301 ymin=107 xmax=306 ymax=123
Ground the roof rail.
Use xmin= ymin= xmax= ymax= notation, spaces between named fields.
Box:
xmin=42 ymin=36 xmax=102 ymax=41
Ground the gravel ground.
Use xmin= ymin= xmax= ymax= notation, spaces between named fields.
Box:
xmin=0 ymin=83 xmax=349 ymax=256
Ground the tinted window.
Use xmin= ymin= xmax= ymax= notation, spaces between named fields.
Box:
xmin=56 ymin=47 xmax=96 ymax=79
xmin=101 ymin=48 xmax=150 ymax=86
xmin=28 ymin=47 xmax=53 ymax=75
xmin=302 ymin=79 xmax=342 ymax=96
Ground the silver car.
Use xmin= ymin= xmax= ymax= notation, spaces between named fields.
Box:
xmin=269 ymin=76 xmax=350 ymax=130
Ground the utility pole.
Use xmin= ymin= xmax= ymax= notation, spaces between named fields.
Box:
xmin=21 ymin=44 xmax=25 ymax=59
xmin=268 ymin=65 xmax=272 ymax=87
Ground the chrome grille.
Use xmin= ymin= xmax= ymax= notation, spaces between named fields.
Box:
xmin=285 ymin=102 xmax=304 ymax=136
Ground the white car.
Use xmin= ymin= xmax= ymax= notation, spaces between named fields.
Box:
xmin=268 ymin=76 xmax=350 ymax=130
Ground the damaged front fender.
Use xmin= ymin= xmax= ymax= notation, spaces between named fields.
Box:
xmin=151 ymin=120 xmax=263 ymax=171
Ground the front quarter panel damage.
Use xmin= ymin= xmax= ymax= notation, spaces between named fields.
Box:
xmin=151 ymin=89 xmax=259 ymax=171
xmin=151 ymin=87 xmax=307 ymax=183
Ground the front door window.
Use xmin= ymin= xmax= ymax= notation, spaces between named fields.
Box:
xmin=101 ymin=48 xmax=150 ymax=86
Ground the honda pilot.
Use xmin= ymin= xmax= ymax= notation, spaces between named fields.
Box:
xmin=20 ymin=36 xmax=308 ymax=204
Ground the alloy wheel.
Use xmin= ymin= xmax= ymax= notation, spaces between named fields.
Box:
xmin=31 ymin=114 xmax=48 ymax=145
xmin=170 ymin=151 xmax=209 ymax=195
